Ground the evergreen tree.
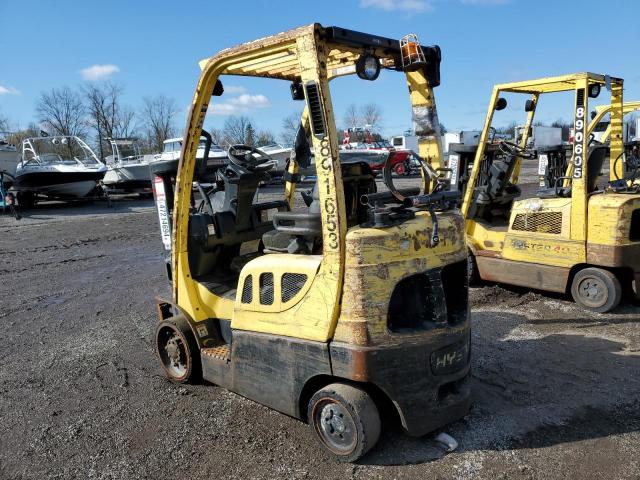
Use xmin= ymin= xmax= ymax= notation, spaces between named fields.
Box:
xmin=245 ymin=122 xmax=256 ymax=146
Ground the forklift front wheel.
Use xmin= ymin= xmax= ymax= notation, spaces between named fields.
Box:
xmin=308 ymin=383 xmax=381 ymax=462
xmin=571 ymin=267 xmax=622 ymax=313
xmin=155 ymin=317 xmax=201 ymax=383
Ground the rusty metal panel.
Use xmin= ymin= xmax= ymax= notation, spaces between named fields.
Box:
xmin=334 ymin=212 xmax=466 ymax=345
xmin=476 ymin=255 xmax=570 ymax=292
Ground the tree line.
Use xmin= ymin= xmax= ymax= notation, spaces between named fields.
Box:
xmin=1 ymin=90 xmax=392 ymax=158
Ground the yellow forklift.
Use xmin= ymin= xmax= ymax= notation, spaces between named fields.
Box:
xmin=588 ymin=101 xmax=640 ymax=185
xmin=150 ymin=24 xmax=470 ymax=461
xmin=461 ymin=73 xmax=640 ymax=313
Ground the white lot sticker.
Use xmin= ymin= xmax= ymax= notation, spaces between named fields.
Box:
xmin=153 ymin=176 xmax=172 ymax=251
xmin=538 ymin=154 xmax=549 ymax=175
xmin=448 ymin=154 xmax=459 ymax=187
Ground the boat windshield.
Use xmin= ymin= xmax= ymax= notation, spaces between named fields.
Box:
xmin=23 ymin=137 xmax=101 ymax=166
xmin=113 ymin=141 xmax=141 ymax=161
xmin=164 ymin=138 xmax=225 ymax=153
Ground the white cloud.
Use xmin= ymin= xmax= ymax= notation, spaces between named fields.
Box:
xmin=224 ymin=85 xmax=247 ymax=94
xmin=359 ymin=0 xmax=432 ymax=12
xmin=0 ymin=85 xmax=20 ymax=95
xmin=209 ymin=93 xmax=270 ymax=116
xmin=79 ymin=64 xmax=120 ymax=81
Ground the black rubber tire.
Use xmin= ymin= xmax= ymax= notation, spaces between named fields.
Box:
xmin=155 ymin=315 xmax=201 ymax=383
xmin=467 ymin=251 xmax=480 ymax=286
xmin=308 ymin=383 xmax=381 ymax=463
xmin=571 ymin=267 xmax=622 ymax=313
xmin=17 ymin=191 xmax=35 ymax=208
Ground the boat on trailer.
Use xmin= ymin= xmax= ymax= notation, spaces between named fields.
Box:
xmin=0 ymin=133 xmax=20 ymax=187
xmin=102 ymin=138 xmax=153 ymax=194
xmin=13 ymin=136 xmax=107 ymax=205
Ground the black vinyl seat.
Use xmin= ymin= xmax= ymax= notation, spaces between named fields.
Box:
xmin=469 ymin=154 xmax=521 ymax=220
xmin=537 ymin=145 xmax=608 ymax=198
xmin=261 ymin=162 xmax=376 ymax=254
xmin=262 ymin=182 xmax=322 ymax=254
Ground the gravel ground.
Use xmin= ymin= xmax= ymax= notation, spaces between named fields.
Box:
xmin=0 ymin=178 xmax=639 ymax=479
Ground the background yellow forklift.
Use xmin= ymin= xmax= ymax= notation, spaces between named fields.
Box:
xmin=460 ymin=73 xmax=640 ymax=313
xmin=150 ymin=24 xmax=470 ymax=462
xmin=588 ymin=101 xmax=640 ymax=185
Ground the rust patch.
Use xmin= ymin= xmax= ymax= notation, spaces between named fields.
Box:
xmin=587 ymin=243 xmax=640 ymax=269
xmin=375 ymin=264 xmax=390 ymax=280
xmin=349 ymin=348 xmax=370 ymax=382
xmin=476 ymin=256 xmax=569 ymax=292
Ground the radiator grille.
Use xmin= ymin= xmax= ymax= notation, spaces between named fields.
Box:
xmin=281 ymin=273 xmax=307 ymax=303
xmin=512 ymin=212 xmax=562 ymax=234
xmin=241 ymin=275 xmax=253 ymax=303
xmin=259 ymin=273 xmax=274 ymax=305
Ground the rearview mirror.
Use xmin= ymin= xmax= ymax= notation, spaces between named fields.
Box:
xmin=212 ymin=80 xmax=224 ymax=97
xmin=495 ymin=98 xmax=507 ymax=111
xmin=524 ymin=99 xmax=536 ymax=112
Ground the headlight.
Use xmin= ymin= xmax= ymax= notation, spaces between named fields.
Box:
xmin=356 ymin=53 xmax=380 ymax=81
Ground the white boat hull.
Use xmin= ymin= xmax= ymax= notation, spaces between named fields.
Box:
xmin=103 ymin=162 xmax=151 ymax=190
xmin=37 ymin=180 xmax=99 ymax=198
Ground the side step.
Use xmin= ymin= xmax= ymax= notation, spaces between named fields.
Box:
xmin=201 ymin=344 xmax=232 ymax=388
xmin=201 ymin=344 xmax=231 ymax=362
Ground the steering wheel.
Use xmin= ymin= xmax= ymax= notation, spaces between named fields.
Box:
xmin=499 ymin=140 xmax=536 ymax=159
xmin=227 ymin=144 xmax=273 ymax=171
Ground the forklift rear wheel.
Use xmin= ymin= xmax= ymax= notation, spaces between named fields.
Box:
xmin=155 ymin=316 xmax=201 ymax=383
xmin=571 ymin=268 xmax=622 ymax=313
xmin=308 ymin=383 xmax=381 ymax=462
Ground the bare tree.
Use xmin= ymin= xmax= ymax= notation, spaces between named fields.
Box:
xmin=84 ymin=82 xmax=136 ymax=158
xmin=222 ymin=115 xmax=252 ymax=145
xmin=280 ymin=111 xmax=302 ymax=147
xmin=360 ymin=103 xmax=382 ymax=130
xmin=36 ymin=87 xmax=87 ymax=137
xmin=256 ymin=130 xmax=275 ymax=147
xmin=343 ymin=104 xmax=360 ymax=130
xmin=6 ymin=123 xmax=40 ymax=147
xmin=0 ymin=110 xmax=9 ymax=132
xmin=208 ymin=127 xmax=223 ymax=145
xmin=141 ymin=95 xmax=178 ymax=152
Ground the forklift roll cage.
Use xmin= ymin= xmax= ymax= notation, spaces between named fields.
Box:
xmin=461 ymin=72 xmax=624 ymax=243
xmin=173 ymin=24 xmax=445 ymax=338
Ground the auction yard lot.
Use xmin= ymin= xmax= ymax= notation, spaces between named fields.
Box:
xmin=0 ymin=180 xmax=638 ymax=479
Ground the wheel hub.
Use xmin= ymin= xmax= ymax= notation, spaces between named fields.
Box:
xmin=316 ymin=402 xmax=356 ymax=453
xmin=578 ymin=277 xmax=606 ymax=307
xmin=159 ymin=330 xmax=187 ymax=378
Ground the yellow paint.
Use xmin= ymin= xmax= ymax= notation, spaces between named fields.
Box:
xmin=170 ymin=24 xmax=467 ymax=345
xmin=462 ymin=73 xmax=640 ymax=294
xmin=405 ymin=70 xmax=444 ymax=191
xmin=335 ymin=212 xmax=467 ymax=344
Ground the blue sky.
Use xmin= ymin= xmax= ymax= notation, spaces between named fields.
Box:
xmin=1 ymin=0 xmax=639 ymax=141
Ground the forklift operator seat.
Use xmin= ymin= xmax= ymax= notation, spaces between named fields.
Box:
xmin=537 ymin=144 xmax=608 ymax=198
xmin=262 ymin=182 xmax=322 ymax=254
xmin=261 ymin=162 xmax=377 ymax=254
xmin=469 ymin=153 xmax=521 ymax=220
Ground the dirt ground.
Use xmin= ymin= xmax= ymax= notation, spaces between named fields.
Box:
xmin=1 ymin=180 xmax=639 ymax=479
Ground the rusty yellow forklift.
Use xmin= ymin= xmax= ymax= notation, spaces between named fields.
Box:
xmin=588 ymin=101 xmax=640 ymax=185
xmin=150 ymin=24 xmax=470 ymax=461
xmin=461 ymin=73 xmax=640 ymax=313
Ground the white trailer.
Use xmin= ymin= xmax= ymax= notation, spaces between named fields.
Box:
xmin=515 ymin=125 xmax=562 ymax=149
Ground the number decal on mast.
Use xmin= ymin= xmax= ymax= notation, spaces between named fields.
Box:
xmin=573 ymin=90 xmax=585 ymax=179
